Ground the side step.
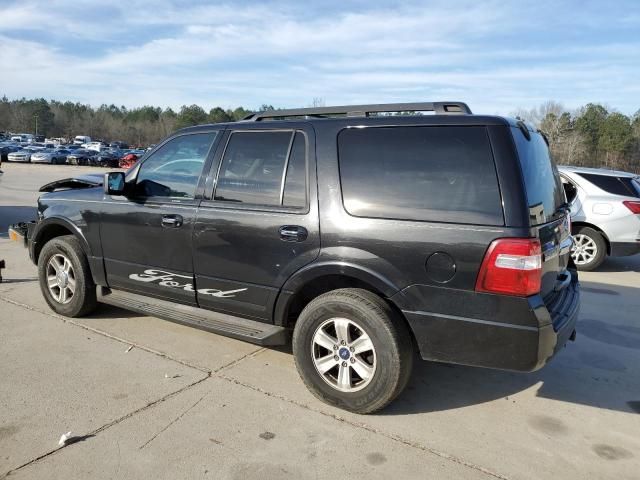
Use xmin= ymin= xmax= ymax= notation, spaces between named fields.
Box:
xmin=97 ymin=287 xmax=289 ymax=346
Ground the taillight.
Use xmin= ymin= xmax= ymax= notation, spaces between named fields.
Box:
xmin=623 ymin=201 xmax=640 ymax=214
xmin=475 ymin=238 xmax=542 ymax=297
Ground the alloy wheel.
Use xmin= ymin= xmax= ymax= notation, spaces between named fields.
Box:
xmin=571 ymin=234 xmax=598 ymax=266
xmin=46 ymin=253 xmax=76 ymax=304
xmin=311 ymin=317 xmax=377 ymax=392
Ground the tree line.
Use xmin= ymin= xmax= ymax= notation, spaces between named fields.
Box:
xmin=0 ymin=96 xmax=265 ymax=147
xmin=514 ymin=101 xmax=640 ymax=173
xmin=1 ymin=96 xmax=639 ymax=173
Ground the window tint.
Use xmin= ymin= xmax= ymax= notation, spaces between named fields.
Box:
xmin=338 ymin=126 xmax=503 ymax=225
xmin=136 ymin=133 xmax=215 ymax=198
xmin=512 ymin=128 xmax=565 ymax=225
xmin=577 ymin=173 xmax=640 ymax=198
xmin=561 ymin=176 xmax=578 ymax=203
xmin=282 ymin=132 xmax=307 ymax=208
xmin=215 ymin=131 xmax=307 ymax=208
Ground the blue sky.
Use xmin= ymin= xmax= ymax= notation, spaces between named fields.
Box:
xmin=1 ymin=0 xmax=639 ymax=115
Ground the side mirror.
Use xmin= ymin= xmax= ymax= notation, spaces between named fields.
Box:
xmin=104 ymin=172 xmax=125 ymax=195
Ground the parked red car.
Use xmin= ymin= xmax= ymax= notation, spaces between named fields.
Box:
xmin=118 ymin=152 xmax=139 ymax=169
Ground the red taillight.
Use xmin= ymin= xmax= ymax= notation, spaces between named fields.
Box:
xmin=623 ymin=201 xmax=640 ymax=214
xmin=475 ymin=238 xmax=542 ymax=297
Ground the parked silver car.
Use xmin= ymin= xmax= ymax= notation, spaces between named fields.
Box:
xmin=7 ymin=147 xmax=38 ymax=163
xmin=559 ymin=166 xmax=640 ymax=270
xmin=31 ymin=149 xmax=71 ymax=164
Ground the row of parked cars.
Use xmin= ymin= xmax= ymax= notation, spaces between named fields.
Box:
xmin=0 ymin=139 xmax=147 ymax=169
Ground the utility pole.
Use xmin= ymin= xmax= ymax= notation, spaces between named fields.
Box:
xmin=34 ymin=114 xmax=39 ymax=136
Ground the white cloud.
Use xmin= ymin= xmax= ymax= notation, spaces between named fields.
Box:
xmin=0 ymin=0 xmax=638 ymax=114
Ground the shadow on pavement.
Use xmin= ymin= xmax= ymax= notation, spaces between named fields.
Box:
xmin=380 ymin=279 xmax=640 ymax=416
xmin=88 ymin=304 xmax=144 ymax=320
xmin=596 ymin=255 xmax=640 ymax=273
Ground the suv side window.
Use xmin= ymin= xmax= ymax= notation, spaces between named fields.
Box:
xmin=577 ymin=172 xmax=640 ymax=198
xmin=135 ymin=132 xmax=216 ymax=198
xmin=338 ymin=126 xmax=503 ymax=225
xmin=215 ymin=130 xmax=307 ymax=208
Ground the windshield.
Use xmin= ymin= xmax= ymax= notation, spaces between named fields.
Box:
xmin=512 ymin=127 xmax=565 ymax=225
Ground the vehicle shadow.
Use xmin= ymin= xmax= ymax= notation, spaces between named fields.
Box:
xmin=89 ymin=304 xmax=144 ymax=319
xmin=596 ymin=255 xmax=640 ymax=273
xmin=379 ymin=279 xmax=640 ymax=416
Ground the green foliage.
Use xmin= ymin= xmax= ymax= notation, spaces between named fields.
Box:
xmin=175 ymin=104 xmax=208 ymax=130
xmin=599 ymin=113 xmax=633 ymax=155
xmin=532 ymin=102 xmax=639 ymax=173
xmin=0 ymin=97 xmax=265 ymax=146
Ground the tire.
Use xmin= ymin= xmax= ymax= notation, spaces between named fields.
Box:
xmin=572 ymin=226 xmax=607 ymax=271
xmin=292 ymin=288 xmax=414 ymax=414
xmin=37 ymin=235 xmax=97 ymax=317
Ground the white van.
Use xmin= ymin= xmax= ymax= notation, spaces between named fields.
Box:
xmin=11 ymin=134 xmax=35 ymax=144
xmin=74 ymin=135 xmax=91 ymax=145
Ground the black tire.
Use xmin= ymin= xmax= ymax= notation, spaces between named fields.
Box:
xmin=292 ymin=288 xmax=414 ymax=414
xmin=38 ymin=235 xmax=97 ymax=317
xmin=572 ymin=226 xmax=607 ymax=271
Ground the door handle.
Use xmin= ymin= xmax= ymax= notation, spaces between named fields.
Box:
xmin=161 ymin=215 xmax=183 ymax=228
xmin=279 ymin=225 xmax=308 ymax=242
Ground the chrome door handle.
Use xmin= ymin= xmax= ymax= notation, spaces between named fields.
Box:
xmin=279 ymin=225 xmax=308 ymax=242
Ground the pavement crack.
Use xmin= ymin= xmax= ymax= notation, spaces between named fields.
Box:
xmin=0 ymin=295 xmax=211 ymax=374
xmin=218 ymin=374 xmax=511 ymax=480
xmin=2 ymin=374 xmax=210 ymax=478
xmin=138 ymin=392 xmax=208 ymax=450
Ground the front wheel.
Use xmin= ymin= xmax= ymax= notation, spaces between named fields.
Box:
xmin=292 ymin=288 xmax=414 ymax=414
xmin=571 ymin=226 xmax=607 ymax=271
xmin=38 ymin=235 xmax=97 ymax=317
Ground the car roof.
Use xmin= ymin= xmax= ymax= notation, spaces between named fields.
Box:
xmin=173 ymin=114 xmax=525 ymax=136
xmin=559 ymin=165 xmax=638 ymax=178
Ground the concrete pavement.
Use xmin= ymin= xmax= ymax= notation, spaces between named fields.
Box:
xmin=0 ymin=163 xmax=638 ymax=479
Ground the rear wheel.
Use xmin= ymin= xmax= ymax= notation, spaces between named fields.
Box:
xmin=572 ymin=226 xmax=606 ymax=271
xmin=38 ymin=235 xmax=97 ymax=317
xmin=292 ymin=288 xmax=414 ymax=414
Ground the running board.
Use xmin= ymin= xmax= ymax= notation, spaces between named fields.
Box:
xmin=97 ymin=287 xmax=289 ymax=346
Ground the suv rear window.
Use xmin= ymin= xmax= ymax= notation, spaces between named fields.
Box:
xmin=215 ymin=131 xmax=307 ymax=208
xmin=338 ymin=126 xmax=503 ymax=225
xmin=577 ymin=172 xmax=640 ymax=198
xmin=511 ymin=128 xmax=565 ymax=225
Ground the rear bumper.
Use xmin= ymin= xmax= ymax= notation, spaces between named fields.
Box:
xmin=610 ymin=241 xmax=640 ymax=257
xmin=400 ymin=270 xmax=580 ymax=372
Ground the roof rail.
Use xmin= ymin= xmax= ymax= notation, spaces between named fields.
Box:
xmin=242 ymin=101 xmax=472 ymax=121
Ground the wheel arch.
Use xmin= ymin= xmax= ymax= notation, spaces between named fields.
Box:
xmin=571 ymin=221 xmax=611 ymax=255
xmin=273 ymin=262 xmax=412 ymax=332
xmin=31 ymin=217 xmax=92 ymax=264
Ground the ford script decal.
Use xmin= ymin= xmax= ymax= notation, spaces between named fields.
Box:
xmin=129 ymin=269 xmax=247 ymax=298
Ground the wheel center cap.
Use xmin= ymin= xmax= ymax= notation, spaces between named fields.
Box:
xmin=339 ymin=348 xmax=351 ymax=360
xmin=57 ymin=272 xmax=68 ymax=288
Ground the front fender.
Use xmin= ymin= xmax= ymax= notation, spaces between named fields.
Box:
xmin=30 ymin=216 xmax=92 ymax=263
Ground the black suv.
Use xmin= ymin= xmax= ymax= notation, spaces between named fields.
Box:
xmin=12 ymin=102 xmax=579 ymax=414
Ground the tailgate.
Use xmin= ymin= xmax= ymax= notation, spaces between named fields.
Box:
xmin=533 ymin=213 xmax=573 ymax=298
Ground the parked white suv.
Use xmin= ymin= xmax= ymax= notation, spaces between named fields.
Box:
xmin=559 ymin=166 xmax=640 ymax=270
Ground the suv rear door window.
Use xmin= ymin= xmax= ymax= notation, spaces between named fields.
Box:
xmin=338 ymin=126 xmax=503 ymax=225
xmin=577 ymin=172 xmax=640 ymax=198
xmin=215 ymin=130 xmax=307 ymax=208
xmin=511 ymin=128 xmax=565 ymax=225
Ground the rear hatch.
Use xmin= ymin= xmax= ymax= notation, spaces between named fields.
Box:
xmin=511 ymin=125 xmax=573 ymax=300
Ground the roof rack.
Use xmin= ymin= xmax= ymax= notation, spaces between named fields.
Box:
xmin=242 ymin=101 xmax=472 ymax=121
